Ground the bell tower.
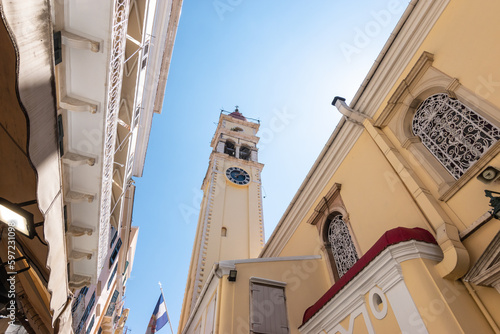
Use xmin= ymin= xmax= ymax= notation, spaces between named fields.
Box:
xmin=178 ymin=108 xmax=265 ymax=331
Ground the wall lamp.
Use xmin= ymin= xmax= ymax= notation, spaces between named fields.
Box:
xmin=228 ymin=269 xmax=237 ymax=282
xmin=485 ymin=190 xmax=500 ymax=219
xmin=0 ymin=198 xmax=36 ymax=239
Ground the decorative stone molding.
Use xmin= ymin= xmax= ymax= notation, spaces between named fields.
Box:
xmin=307 ymin=183 xmax=342 ymax=226
xmin=464 ymin=230 xmax=500 ymax=293
xmin=374 ymin=52 xmax=435 ymax=128
xmin=61 ymin=30 xmax=100 ymax=52
xmin=445 ymin=78 xmax=461 ymax=99
xmin=249 ymin=277 xmax=287 ymax=287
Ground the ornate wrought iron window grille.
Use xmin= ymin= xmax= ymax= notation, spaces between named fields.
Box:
xmin=327 ymin=214 xmax=359 ymax=278
xmin=412 ymin=93 xmax=500 ymax=179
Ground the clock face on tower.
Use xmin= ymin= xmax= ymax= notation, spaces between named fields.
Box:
xmin=226 ymin=167 xmax=250 ymax=185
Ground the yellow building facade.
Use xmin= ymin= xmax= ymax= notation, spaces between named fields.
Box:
xmin=179 ymin=0 xmax=500 ymax=333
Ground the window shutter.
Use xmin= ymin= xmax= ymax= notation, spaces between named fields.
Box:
xmin=270 ymin=287 xmax=288 ymax=334
xmin=251 ymin=283 xmax=289 ymax=334
xmin=251 ymin=284 xmax=265 ymax=332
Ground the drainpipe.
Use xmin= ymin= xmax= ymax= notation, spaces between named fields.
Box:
xmin=333 ymin=97 xmax=470 ymax=280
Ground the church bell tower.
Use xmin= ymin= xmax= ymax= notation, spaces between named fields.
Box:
xmin=178 ymin=108 xmax=265 ymax=330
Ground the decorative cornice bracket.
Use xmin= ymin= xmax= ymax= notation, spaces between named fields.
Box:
xmin=65 ymin=191 xmax=95 ymax=203
xmin=69 ymin=250 xmax=93 ymax=261
xmin=66 ymin=224 xmax=94 ymax=237
xmin=62 ymin=152 xmax=96 ymax=167
xmin=61 ymin=30 xmax=100 ymax=52
xmin=68 ymin=274 xmax=91 ymax=289
xmin=60 ymin=95 xmax=98 ymax=114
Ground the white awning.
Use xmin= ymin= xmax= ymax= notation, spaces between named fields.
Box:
xmin=1 ymin=0 xmax=72 ymax=331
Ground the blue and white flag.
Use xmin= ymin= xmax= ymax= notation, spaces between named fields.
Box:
xmin=145 ymin=294 xmax=169 ymax=334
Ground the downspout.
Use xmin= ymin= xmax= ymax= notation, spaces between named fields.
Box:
xmin=331 ymin=0 xmax=469 ymax=281
xmin=333 ymin=97 xmax=469 ymax=280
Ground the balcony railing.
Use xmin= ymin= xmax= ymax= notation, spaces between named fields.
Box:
xmin=97 ymin=0 xmax=130 ymax=275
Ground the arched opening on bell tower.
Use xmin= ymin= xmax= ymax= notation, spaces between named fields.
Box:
xmin=224 ymin=140 xmax=236 ymax=157
xmin=239 ymin=145 xmax=251 ymax=160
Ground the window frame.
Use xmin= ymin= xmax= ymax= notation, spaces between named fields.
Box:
xmin=307 ymin=183 xmax=360 ymax=283
xmin=324 ymin=213 xmax=359 ymax=279
xmin=375 ymin=52 xmax=500 ymax=201
xmin=109 ymin=238 xmax=122 ymax=268
xmin=411 ymin=93 xmax=500 ymax=180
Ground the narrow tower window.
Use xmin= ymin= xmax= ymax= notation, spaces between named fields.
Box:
xmin=221 ymin=227 xmax=227 ymax=237
xmin=326 ymin=214 xmax=358 ymax=278
xmin=239 ymin=145 xmax=251 ymax=160
xmin=412 ymin=93 xmax=500 ymax=179
xmin=224 ymin=140 xmax=236 ymax=157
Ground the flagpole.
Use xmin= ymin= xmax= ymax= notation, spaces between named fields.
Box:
xmin=159 ymin=281 xmax=175 ymax=334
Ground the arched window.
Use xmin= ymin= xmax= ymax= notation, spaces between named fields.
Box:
xmin=224 ymin=140 xmax=235 ymax=157
xmin=326 ymin=214 xmax=358 ymax=278
xmin=239 ymin=145 xmax=251 ymax=160
xmin=412 ymin=93 xmax=500 ymax=179
xmin=221 ymin=227 xmax=227 ymax=237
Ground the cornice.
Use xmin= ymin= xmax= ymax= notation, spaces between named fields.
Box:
xmin=374 ymin=51 xmax=434 ymax=127
xmin=210 ymin=114 xmax=260 ymax=148
xmin=219 ymin=128 xmax=260 ymax=145
xmin=134 ymin=0 xmax=183 ymax=177
xmin=220 ymin=113 xmax=261 ymax=129
xmin=351 ymin=0 xmax=450 ymax=116
xmin=153 ymin=0 xmax=183 ymax=114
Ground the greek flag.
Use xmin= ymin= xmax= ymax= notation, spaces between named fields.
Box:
xmin=145 ymin=294 xmax=169 ymax=334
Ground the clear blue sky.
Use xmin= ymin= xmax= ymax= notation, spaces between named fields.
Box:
xmin=124 ymin=1 xmax=406 ymax=333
